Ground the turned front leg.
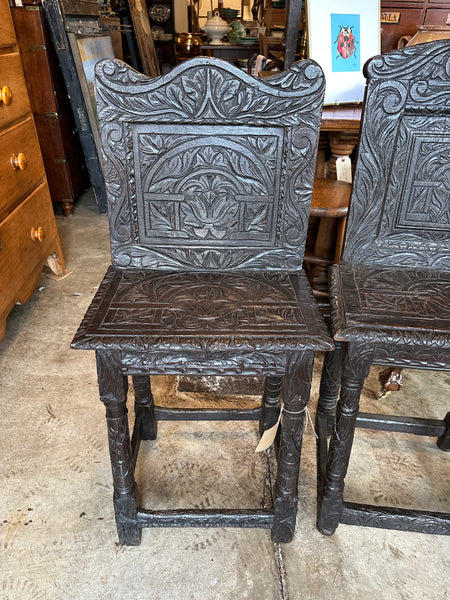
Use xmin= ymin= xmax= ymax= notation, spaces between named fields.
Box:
xmin=96 ymin=350 xmax=141 ymax=546
xmin=317 ymin=342 xmax=373 ymax=536
xmin=272 ymin=351 xmax=314 ymax=543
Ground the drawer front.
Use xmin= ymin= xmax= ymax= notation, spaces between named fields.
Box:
xmin=0 ymin=183 xmax=59 ymax=315
xmin=424 ymin=8 xmax=450 ymax=24
xmin=0 ymin=0 xmax=16 ymax=49
xmin=0 ymin=54 xmax=31 ymax=129
xmin=0 ymin=117 xmax=45 ymax=220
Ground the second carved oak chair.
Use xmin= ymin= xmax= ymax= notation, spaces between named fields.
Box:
xmin=72 ymin=57 xmax=333 ymax=545
xmin=316 ymin=41 xmax=450 ymax=536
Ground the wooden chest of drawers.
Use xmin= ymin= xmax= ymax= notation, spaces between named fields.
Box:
xmin=0 ymin=0 xmax=65 ymax=342
xmin=381 ymin=0 xmax=450 ymax=52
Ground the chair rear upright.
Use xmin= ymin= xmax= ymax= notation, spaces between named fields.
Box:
xmin=341 ymin=40 xmax=450 ymax=271
xmin=94 ymin=57 xmax=325 ymax=272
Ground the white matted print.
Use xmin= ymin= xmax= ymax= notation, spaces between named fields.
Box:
xmin=307 ymin=0 xmax=381 ymax=104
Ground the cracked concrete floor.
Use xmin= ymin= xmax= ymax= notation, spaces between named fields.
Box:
xmin=0 ymin=190 xmax=449 ymax=600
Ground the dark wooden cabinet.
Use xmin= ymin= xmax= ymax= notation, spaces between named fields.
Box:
xmin=381 ymin=0 xmax=450 ymax=52
xmin=11 ymin=5 xmax=88 ymax=216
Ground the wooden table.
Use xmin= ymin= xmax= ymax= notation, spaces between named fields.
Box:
xmin=321 ymin=104 xmax=362 ymax=132
xmin=201 ymin=43 xmax=258 ymax=61
xmin=318 ymin=105 xmax=362 ymax=178
xmin=306 ymin=104 xmax=362 ymax=308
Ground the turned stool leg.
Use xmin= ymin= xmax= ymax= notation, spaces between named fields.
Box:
xmin=132 ymin=374 xmax=157 ymax=440
xmin=272 ymin=351 xmax=314 ymax=543
xmin=316 ymin=342 xmax=343 ymax=493
xmin=317 ymin=342 xmax=373 ymax=536
xmin=260 ymin=376 xmax=282 ymax=436
xmin=96 ymin=350 xmax=141 ymax=546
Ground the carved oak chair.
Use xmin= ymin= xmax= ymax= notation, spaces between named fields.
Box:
xmin=316 ymin=40 xmax=450 ymax=536
xmin=71 ymin=57 xmax=333 ymax=545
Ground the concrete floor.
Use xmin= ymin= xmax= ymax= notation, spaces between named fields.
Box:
xmin=1 ymin=190 xmax=449 ymax=600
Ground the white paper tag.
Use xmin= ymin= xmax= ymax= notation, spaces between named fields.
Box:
xmin=336 ymin=155 xmax=352 ymax=183
xmin=255 ymin=412 xmax=281 ymax=452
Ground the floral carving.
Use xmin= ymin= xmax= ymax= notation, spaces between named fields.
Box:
xmin=135 ymin=129 xmax=280 ymax=244
xmin=329 ymin=265 xmax=450 ymax=349
xmin=94 ymin=57 xmax=324 ymax=270
xmin=343 ymin=41 xmax=450 ymax=269
xmin=72 ymin=267 xmax=333 ymax=354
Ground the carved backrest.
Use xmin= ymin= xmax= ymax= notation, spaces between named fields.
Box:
xmin=94 ymin=57 xmax=325 ymax=271
xmin=342 ymin=41 xmax=450 ymax=271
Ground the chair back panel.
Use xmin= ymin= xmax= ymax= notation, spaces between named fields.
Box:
xmin=342 ymin=41 xmax=450 ymax=270
xmin=95 ymin=57 xmax=324 ymax=271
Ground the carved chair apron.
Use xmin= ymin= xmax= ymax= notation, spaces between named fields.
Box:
xmin=72 ymin=57 xmax=333 ymax=545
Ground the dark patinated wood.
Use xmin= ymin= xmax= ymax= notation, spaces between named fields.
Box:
xmin=341 ymin=504 xmax=450 ymax=535
xmin=273 ymin=350 xmax=314 ymax=542
xmin=132 ymin=374 xmax=157 ymax=441
xmin=96 ymin=349 xmax=141 ymax=546
xmin=316 ymin=340 xmax=343 ymax=497
xmin=260 ymin=376 xmax=283 ymax=435
xmin=316 ymin=41 xmax=450 ymax=537
xmin=72 ymin=57 xmax=333 ymax=545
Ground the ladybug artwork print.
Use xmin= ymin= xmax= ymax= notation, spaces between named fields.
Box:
xmin=330 ymin=14 xmax=360 ymax=73
xmin=335 ymin=25 xmax=357 ymax=60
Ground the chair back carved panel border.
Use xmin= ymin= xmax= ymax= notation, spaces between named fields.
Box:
xmin=94 ymin=57 xmax=325 ymax=271
xmin=341 ymin=41 xmax=450 ymax=270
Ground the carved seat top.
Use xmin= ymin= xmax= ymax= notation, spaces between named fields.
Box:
xmin=72 ymin=267 xmax=333 ymax=353
xmin=94 ymin=57 xmax=325 ymax=271
xmin=329 ymin=264 xmax=450 ymax=348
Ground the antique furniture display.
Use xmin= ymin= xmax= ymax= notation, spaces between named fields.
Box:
xmin=11 ymin=4 xmax=88 ymax=216
xmin=316 ymin=41 xmax=450 ymax=536
xmin=72 ymin=56 xmax=333 ymax=545
xmin=0 ymin=0 xmax=66 ymax=342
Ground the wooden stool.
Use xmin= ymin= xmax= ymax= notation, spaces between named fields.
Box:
xmin=304 ymin=178 xmax=352 ymax=313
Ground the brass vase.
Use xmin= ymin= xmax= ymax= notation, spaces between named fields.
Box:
xmin=175 ymin=33 xmax=203 ymax=59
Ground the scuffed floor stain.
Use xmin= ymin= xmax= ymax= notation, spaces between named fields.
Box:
xmin=1 ymin=509 xmax=33 ymax=549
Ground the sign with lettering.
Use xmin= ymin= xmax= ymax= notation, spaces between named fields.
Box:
xmin=381 ymin=12 xmax=401 ymax=24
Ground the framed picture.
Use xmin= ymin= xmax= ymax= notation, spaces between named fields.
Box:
xmin=307 ymin=0 xmax=380 ymax=105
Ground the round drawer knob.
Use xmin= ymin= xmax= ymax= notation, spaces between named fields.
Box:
xmin=31 ymin=226 xmax=45 ymax=243
xmin=1 ymin=86 xmax=12 ymax=106
xmin=10 ymin=152 xmax=27 ymax=171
